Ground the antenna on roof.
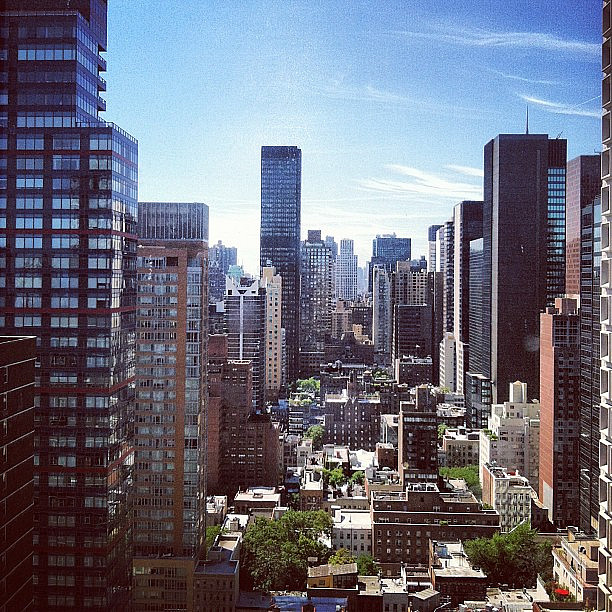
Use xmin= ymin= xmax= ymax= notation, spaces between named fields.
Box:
xmin=525 ymin=106 xmax=529 ymax=135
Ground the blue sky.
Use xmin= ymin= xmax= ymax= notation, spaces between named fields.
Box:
xmin=104 ymin=1 xmax=600 ymax=274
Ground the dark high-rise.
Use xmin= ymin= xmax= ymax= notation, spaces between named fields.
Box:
xmin=0 ymin=336 xmax=35 ymax=612
xmin=260 ymin=146 xmax=301 ymax=382
xmin=208 ymin=239 xmax=237 ymax=303
xmin=564 ymin=156 xmax=602 ymax=533
xmin=0 ymin=1 xmax=138 ymax=608
xmin=470 ymin=134 xmax=566 ymax=404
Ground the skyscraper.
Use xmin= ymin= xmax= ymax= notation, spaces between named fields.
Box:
xmin=132 ymin=202 xmax=208 ymax=610
xmin=452 ymin=201 xmax=483 ymax=394
xmin=600 ymin=5 xmax=612 ymax=609
xmin=369 ymin=233 xmax=411 ymax=292
xmin=260 ymin=145 xmax=301 ymax=382
xmin=208 ymin=239 xmax=237 ymax=303
xmin=225 ymin=275 xmax=266 ymax=410
xmin=335 ymin=238 xmax=358 ymax=301
xmin=300 ymin=230 xmax=333 ymax=375
xmin=468 ymin=134 xmax=566 ymax=405
xmin=0 ymin=2 xmax=138 ymax=607
xmin=539 ymin=298 xmax=580 ymax=528
xmin=427 ymin=224 xmax=442 ymax=272
xmin=0 ymin=336 xmax=35 ymax=612
xmin=565 ymin=155 xmax=601 ymax=533
xmin=261 ymin=266 xmax=283 ymax=402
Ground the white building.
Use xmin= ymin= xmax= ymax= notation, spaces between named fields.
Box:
xmin=331 ymin=508 xmax=372 ymax=556
xmin=439 ymin=332 xmax=457 ymax=391
xmin=335 ymin=239 xmax=358 ymax=301
xmin=441 ymin=428 xmax=480 ymax=468
xmin=479 ymin=381 xmax=540 ymax=490
xmin=482 ymin=463 xmax=532 ymax=533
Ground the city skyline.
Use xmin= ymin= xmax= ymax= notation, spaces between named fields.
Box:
xmin=104 ymin=1 xmax=600 ymax=274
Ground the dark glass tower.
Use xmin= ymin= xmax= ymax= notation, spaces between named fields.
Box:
xmin=475 ymin=134 xmax=566 ymax=403
xmin=260 ymin=145 xmax=301 ymax=382
xmin=369 ymin=233 xmax=411 ymax=292
xmin=0 ymin=1 xmax=137 ymax=608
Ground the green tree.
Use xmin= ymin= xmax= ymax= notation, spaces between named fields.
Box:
xmin=297 ymin=377 xmax=320 ymax=393
xmin=204 ymin=525 xmax=222 ymax=551
xmin=305 ymin=425 xmax=325 ymax=450
xmin=350 ymin=470 xmax=364 ymax=485
xmin=356 ymin=553 xmax=378 ymax=576
xmin=463 ymin=523 xmax=553 ymax=588
xmin=241 ymin=510 xmax=333 ymax=592
xmin=329 ymin=548 xmax=355 ymax=565
xmin=439 ymin=465 xmax=482 ymax=499
xmin=323 ymin=466 xmax=346 ymax=488
xmin=438 ymin=423 xmax=448 ymax=439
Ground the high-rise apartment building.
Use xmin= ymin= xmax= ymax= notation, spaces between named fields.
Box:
xmin=468 ymin=134 xmax=566 ymax=405
xmin=300 ymin=230 xmax=333 ymax=371
xmin=225 ymin=275 xmax=266 ymax=409
xmin=0 ymin=336 xmax=35 ymax=612
xmin=208 ymin=239 xmax=237 ymax=303
xmin=372 ymin=266 xmax=392 ymax=364
xmin=261 ymin=266 xmax=283 ymax=402
xmin=0 ymin=2 xmax=138 ymax=608
xmin=132 ymin=202 xmax=208 ymax=610
xmin=600 ymin=5 xmax=612 ymax=610
xmin=260 ymin=145 xmax=301 ymax=382
xmin=565 ymin=155 xmax=601 ymax=533
xmin=336 ymin=238 xmax=358 ymax=301
xmin=452 ymin=201 xmax=483 ymax=394
xmin=539 ymin=298 xmax=580 ymax=528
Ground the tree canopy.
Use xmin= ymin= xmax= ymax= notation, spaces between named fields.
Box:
xmin=356 ymin=553 xmax=378 ymax=576
xmin=463 ymin=523 xmax=553 ymax=588
xmin=329 ymin=548 xmax=355 ymax=565
xmin=304 ymin=425 xmax=325 ymax=450
xmin=241 ymin=510 xmax=333 ymax=592
xmin=350 ymin=470 xmax=364 ymax=485
xmin=323 ymin=466 xmax=346 ymax=488
xmin=297 ymin=377 xmax=320 ymax=393
xmin=439 ymin=464 xmax=482 ymax=499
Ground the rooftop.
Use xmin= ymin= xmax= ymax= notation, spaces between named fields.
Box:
xmin=333 ymin=509 xmax=372 ymax=529
xmin=308 ymin=562 xmax=358 ymax=578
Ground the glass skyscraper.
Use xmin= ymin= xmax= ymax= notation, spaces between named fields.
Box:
xmin=0 ymin=1 xmax=137 ymax=608
xmin=260 ymin=145 xmax=301 ymax=382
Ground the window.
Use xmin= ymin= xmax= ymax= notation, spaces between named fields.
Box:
xmin=16 ymin=196 xmax=43 ymax=209
xmin=17 ymin=157 xmax=44 ymax=170
xmin=17 ymin=135 xmax=44 ymax=150
xmin=14 ymin=315 xmax=41 ymax=327
xmin=53 ymin=136 xmax=80 ymax=150
xmin=18 ymin=45 xmax=76 ymax=61
xmin=52 ymin=195 xmax=79 ymax=209
xmin=90 ymin=134 xmax=112 ymax=150
xmin=16 ymin=175 xmax=43 ymax=189
xmin=51 ymin=215 xmax=79 ymax=229
xmin=52 ymin=235 xmax=79 ymax=249
xmin=16 ymin=215 xmax=43 ymax=229
xmin=15 ymin=235 xmax=43 ymax=248
xmin=53 ymin=155 xmax=80 ymax=170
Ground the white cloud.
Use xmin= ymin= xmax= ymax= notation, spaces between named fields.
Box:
xmin=445 ymin=164 xmax=484 ymax=178
xmin=487 ymin=69 xmax=558 ymax=86
xmin=519 ymin=94 xmax=600 ymax=118
xmin=359 ymin=164 xmax=482 ymax=201
xmin=395 ymin=25 xmax=599 ymax=59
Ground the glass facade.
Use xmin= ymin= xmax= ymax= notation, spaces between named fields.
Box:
xmin=260 ymin=146 xmax=301 ymax=382
xmin=1 ymin=2 xmax=137 ymax=609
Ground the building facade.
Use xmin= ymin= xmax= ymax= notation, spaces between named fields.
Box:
xmin=0 ymin=2 xmax=138 ymax=607
xmin=261 ymin=266 xmax=283 ymax=403
xmin=208 ymin=240 xmax=237 ymax=303
xmin=370 ymin=233 xmax=411 ymax=292
xmin=336 ymin=238 xmax=358 ymax=301
xmin=260 ymin=145 xmax=301 ymax=382
xmin=539 ymin=298 xmax=581 ymax=528
xmin=0 ymin=336 xmax=35 ymax=612
xmin=472 ymin=134 xmax=566 ymax=405
xmin=133 ymin=202 xmax=209 ymax=610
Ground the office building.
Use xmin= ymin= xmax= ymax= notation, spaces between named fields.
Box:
xmin=208 ymin=240 xmax=237 ymax=303
xmin=261 ymin=266 xmax=283 ymax=402
xmin=0 ymin=2 xmax=138 ymax=607
xmin=133 ymin=202 xmax=209 ymax=610
xmin=224 ymin=276 xmax=266 ymax=410
xmin=0 ymin=336 xmax=35 ymax=612
xmin=452 ymin=201 xmax=483 ymax=394
xmin=336 ymin=238 xmax=358 ymax=301
xmin=300 ymin=230 xmax=333 ymax=372
xmin=468 ymin=134 xmax=566 ymax=406
xmin=260 ymin=145 xmax=301 ymax=382
xmin=370 ymin=233 xmax=411 ymax=291
xmin=564 ymin=156 xmax=602 ymax=533
xmin=539 ymin=298 xmax=580 ymax=528
xmin=601 ymin=7 xmax=612 ymax=608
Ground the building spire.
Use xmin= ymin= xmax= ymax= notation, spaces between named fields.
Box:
xmin=525 ymin=106 xmax=529 ymax=135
